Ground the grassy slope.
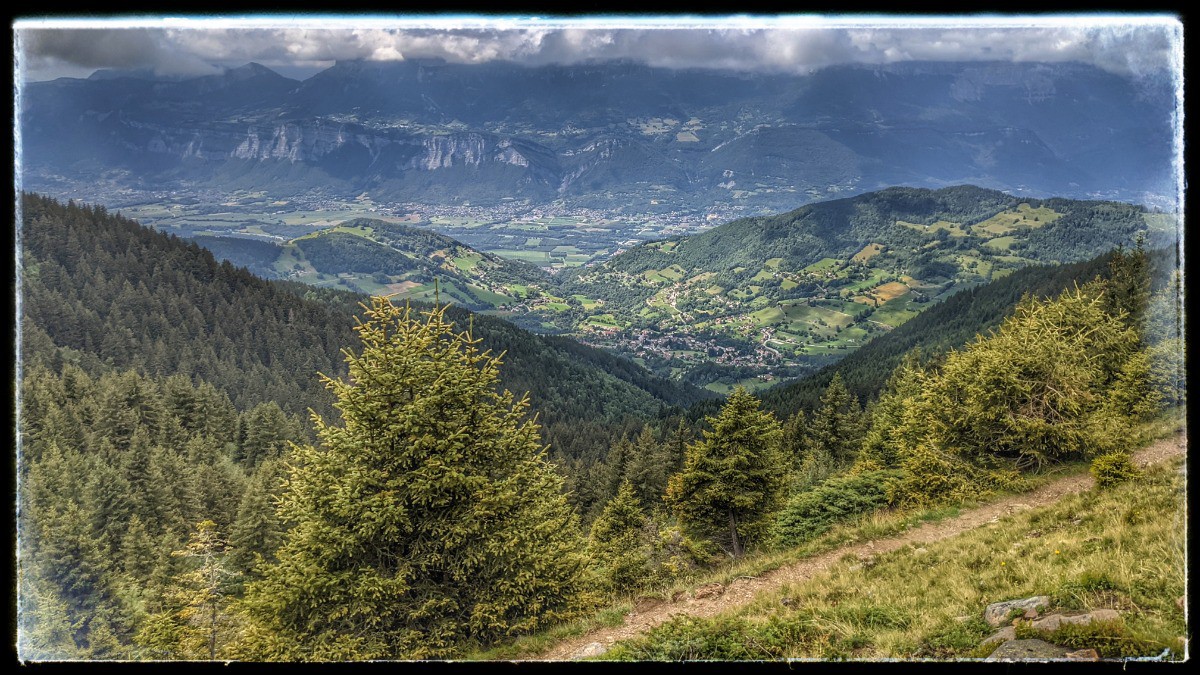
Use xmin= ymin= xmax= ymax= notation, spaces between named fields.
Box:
xmin=605 ymin=460 xmax=1186 ymax=660
xmin=465 ymin=416 xmax=1185 ymax=661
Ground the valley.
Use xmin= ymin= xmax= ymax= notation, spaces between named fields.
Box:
xmin=162 ymin=185 xmax=1178 ymax=394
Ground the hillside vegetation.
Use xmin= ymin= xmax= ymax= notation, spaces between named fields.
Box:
xmin=19 ymin=194 xmax=706 ymax=458
xmin=189 ymin=186 xmax=1177 ymax=394
xmin=604 ymin=456 xmax=1186 ymax=660
xmin=17 ymin=194 xmax=1185 ymax=661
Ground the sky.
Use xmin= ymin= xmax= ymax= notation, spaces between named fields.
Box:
xmin=13 ymin=15 xmax=1183 ymax=83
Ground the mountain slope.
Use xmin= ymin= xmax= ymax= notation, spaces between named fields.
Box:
xmin=751 ymin=244 xmax=1180 ymax=418
xmin=19 ymin=193 xmax=710 ymax=459
xmin=547 ymin=185 xmax=1174 ymax=388
xmin=541 ymin=437 xmax=1185 ymax=660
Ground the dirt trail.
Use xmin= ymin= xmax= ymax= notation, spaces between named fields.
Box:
xmin=538 ymin=434 xmax=1186 ymax=660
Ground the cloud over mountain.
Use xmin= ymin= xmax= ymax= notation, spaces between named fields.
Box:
xmin=16 ymin=16 xmax=1181 ymax=82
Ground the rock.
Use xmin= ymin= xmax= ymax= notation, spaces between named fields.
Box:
xmin=569 ymin=642 xmax=609 ymax=660
xmin=1065 ymin=648 xmax=1101 ymax=661
xmin=984 ymin=596 xmax=1052 ymax=627
xmin=780 ymin=597 xmax=795 ymax=607
xmin=634 ymin=596 xmax=662 ymax=613
xmin=985 ymin=639 xmax=1071 ymax=661
xmin=694 ymin=583 xmax=724 ymax=600
xmin=1030 ymin=609 xmax=1121 ymax=633
xmin=982 ymin=626 xmax=1016 ymax=647
xmin=1024 ymin=608 xmax=1040 ymax=620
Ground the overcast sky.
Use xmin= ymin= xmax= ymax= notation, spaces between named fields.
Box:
xmin=14 ymin=15 xmax=1182 ymax=83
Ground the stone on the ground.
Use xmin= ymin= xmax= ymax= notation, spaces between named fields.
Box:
xmin=1065 ymin=648 xmax=1101 ymax=661
xmin=982 ymin=626 xmax=1015 ymax=647
xmin=1030 ymin=609 xmax=1120 ymax=633
xmin=569 ymin=642 xmax=609 ymax=660
xmin=1023 ymin=608 xmax=1040 ymax=620
xmin=985 ymin=639 xmax=1071 ymax=661
xmin=984 ymin=596 xmax=1052 ymax=627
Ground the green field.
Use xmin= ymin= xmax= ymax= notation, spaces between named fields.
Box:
xmin=983 ymin=236 xmax=1018 ymax=252
xmin=493 ymin=249 xmax=553 ymax=264
xmin=803 ymin=258 xmax=841 ymax=274
xmin=897 ymin=219 xmax=969 ymax=237
xmin=451 ymin=252 xmax=483 ymax=272
xmin=971 ymin=203 xmax=1061 ymax=236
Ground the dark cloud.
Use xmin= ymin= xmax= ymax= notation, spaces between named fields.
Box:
xmin=14 ymin=19 xmax=1182 ymax=82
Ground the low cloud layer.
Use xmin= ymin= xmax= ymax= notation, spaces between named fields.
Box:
xmin=15 ymin=17 xmax=1182 ymax=82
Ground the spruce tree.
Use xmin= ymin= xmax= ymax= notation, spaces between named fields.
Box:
xmin=666 ymin=388 xmax=786 ymax=557
xmin=228 ymin=459 xmax=284 ymax=577
xmin=858 ymin=350 xmax=927 ymax=470
xmin=135 ymin=521 xmax=239 ymax=660
xmin=806 ymin=373 xmax=866 ymax=472
xmin=587 ymin=481 xmax=651 ymax=596
xmin=624 ymin=427 xmax=670 ymax=511
xmin=240 ymin=299 xmax=588 ymax=660
xmin=780 ymin=410 xmax=808 ymax=473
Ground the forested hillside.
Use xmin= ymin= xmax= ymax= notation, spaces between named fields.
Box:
xmin=19 ymin=193 xmax=707 ymax=457
xmin=16 ymin=194 xmax=1184 ymax=662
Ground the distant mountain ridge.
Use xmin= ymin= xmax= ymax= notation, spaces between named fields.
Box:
xmin=21 ymin=59 xmax=1175 ymax=211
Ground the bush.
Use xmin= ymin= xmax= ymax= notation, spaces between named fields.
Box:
xmin=772 ymin=470 xmax=902 ymax=547
xmin=1091 ymin=453 xmax=1142 ymax=489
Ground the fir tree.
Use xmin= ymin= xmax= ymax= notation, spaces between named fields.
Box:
xmin=240 ymin=299 xmax=588 ymax=659
xmin=780 ymin=410 xmax=808 ymax=473
xmin=666 ymin=388 xmax=786 ymax=557
xmin=857 ymin=350 xmax=927 ymax=470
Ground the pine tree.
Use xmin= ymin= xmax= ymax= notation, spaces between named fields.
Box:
xmin=240 ymin=299 xmax=588 ymax=660
xmin=1104 ymin=236 xmax=1151 ymax=332
xmin=587 ymin=481 xmax=651 ymax=596
xmin=602 ymin=436 xmax=635 ymax=504
xmin=666 ymin=388 xmax=786 ymax=557
xmin=237 ymin=402 xmax=296 ymax=465
xmin=121 ymin=515 xmax=157 ymax=580
xmin=857 ymin=350 xmax=927 ymax=470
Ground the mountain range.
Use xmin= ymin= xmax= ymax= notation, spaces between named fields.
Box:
xmin=21 ymin=59 xmax=1176 ymax=212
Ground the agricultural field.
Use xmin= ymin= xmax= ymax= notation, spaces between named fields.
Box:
xmin=897 ymin=219 xmax=969 ymax=237
xmin=970 ymin=203 xmax=1062 ymax=236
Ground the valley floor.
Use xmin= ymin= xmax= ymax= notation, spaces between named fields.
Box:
xmin=534 ymin=434 xmax=1187 ymax=660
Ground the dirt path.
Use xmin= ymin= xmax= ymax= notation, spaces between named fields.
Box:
xmin=539 ymin=434 xmax=1186 ymax=660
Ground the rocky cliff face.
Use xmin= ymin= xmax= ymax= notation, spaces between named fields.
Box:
xmin=19 ymin=59 xmax=1177 ymax=209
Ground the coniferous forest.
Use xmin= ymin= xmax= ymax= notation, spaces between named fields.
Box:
xmin=16 ymin=192 xmax=1185 ymax=660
